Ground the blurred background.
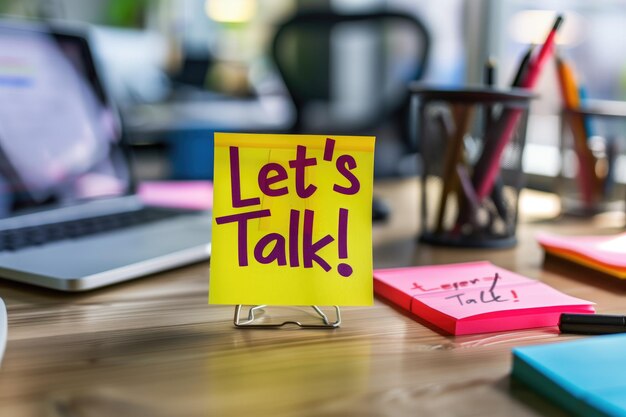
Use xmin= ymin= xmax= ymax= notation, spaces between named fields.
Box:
xmin=0 ymin=0 xmax=624 ymax=188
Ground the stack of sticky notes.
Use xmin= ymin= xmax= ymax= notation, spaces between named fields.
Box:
xmin=373 ymin=261 xmax=594 ymax=335
xmin=538 ymin=232 xmax=626 ymax=279
xmin=512 ymin=334 xmax=626 ymax=417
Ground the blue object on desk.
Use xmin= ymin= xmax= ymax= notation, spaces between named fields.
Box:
xmin=512 ymin=334 xmax=626 ymax=417
xmin=169 ymin=129 xmax=215 ymax=179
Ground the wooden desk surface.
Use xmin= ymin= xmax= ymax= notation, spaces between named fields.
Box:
xmin=1 ymin=178 xmax=625 ymax=417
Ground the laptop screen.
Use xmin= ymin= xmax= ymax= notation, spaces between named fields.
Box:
xmin=0 ymin=23 xmax=131 ymax=218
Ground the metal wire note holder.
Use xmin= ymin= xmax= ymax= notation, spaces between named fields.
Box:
xmin=233 ymin=305 xmax=341 ymax=329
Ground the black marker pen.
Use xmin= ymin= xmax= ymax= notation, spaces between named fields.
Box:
xmin=559 ymin=313 xmax=626 ymax=335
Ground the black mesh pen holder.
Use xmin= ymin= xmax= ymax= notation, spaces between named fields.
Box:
xmin=410 ymin=86 xmax=535 ymax=248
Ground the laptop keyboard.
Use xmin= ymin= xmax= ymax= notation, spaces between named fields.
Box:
xmin=0 ymin=207 xmax=189 ymax=252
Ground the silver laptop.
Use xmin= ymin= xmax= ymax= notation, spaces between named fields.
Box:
xmin=0 ymin=21 xmax=211 ymax=291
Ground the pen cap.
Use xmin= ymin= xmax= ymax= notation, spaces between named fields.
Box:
xmin=410 ymin=85 xmax=535 ymax=249
xmin=559 ymin=313 xmax=626 ymax=335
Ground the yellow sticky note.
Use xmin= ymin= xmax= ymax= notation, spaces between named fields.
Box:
xmin=209 ymin=133 xmax=375 ymax=306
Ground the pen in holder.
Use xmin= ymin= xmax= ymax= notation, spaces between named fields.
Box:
xmin=411 ymin=86 xmax=535 ymax=248
xmin=558 ymin=101 xmax=626 ymax=216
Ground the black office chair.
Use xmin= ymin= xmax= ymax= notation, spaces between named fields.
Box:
xmin=271 ymin=10 xmax=430 ymax=219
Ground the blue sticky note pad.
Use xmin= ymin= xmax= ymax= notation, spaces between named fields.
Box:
xmin=512 ymin=334 xmax=626 ymax=417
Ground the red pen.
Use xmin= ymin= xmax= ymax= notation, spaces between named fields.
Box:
xmin=453 ymin=15 xmax=564 ymax=234
xmin=474 ymin=15 xmax=563 ymax=200
xmin=520 ymin=15 xmax=563 ymax=89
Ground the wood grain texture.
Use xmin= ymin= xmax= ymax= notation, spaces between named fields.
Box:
xmin=0 ymin=178 xmax=625 ymax=417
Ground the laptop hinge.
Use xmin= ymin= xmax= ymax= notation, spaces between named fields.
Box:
xmin=0 ymin=195 xmax=143 ymax=231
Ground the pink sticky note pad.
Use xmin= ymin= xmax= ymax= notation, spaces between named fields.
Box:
xmin=138 ymin=181 xmax=213 ymax=211
xmin=538 ymin=232 xmax=626 ymax=271
xmin=374 ymin=261 xmax=594 ymax=335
